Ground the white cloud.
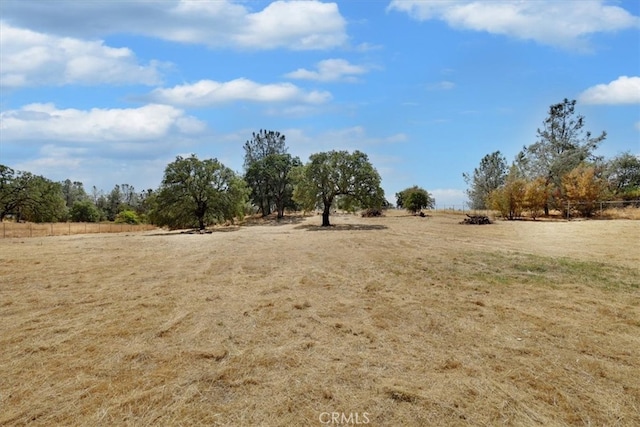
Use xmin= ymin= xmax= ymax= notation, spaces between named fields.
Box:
xmin=234 ymin=1 xmax=347 ymax=50
xmin=578 ymin=76 xmax=640 ymax=105
xmin=387 ymin=0 xmax=640 ymax=49
xmin=147 ymin=78 xmax=332 ymax=107
xmin=285 ymin=59 xmax=369 ymax=82
xmin=0 ymin=103 xmax=205 ymax=142
xmin=1 ymin=0 xmax=347 ymax=51
xmin=430 ymin=188 xmax=467 ymax=208
xmin=0 ymin=22 xmax=162 ymax=88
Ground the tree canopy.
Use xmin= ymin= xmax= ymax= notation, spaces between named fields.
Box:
xmin=605 ymin=152 xmax=640 ymax=200
xmin=292 ymin=150 xmax=384 ymax=226
xmin=151 ymin=155 xmax=248 ymax=230
xmin=463 ymin=151 xmax=508 ymax=210
xmin=0 ymin=165 xmax=66 ymax=222
xmin=516 ymin=98 xmax=606 ymax=214
xmin=396 ymin=186 xmax=435 ymax=214
xmin=243 ymin=130 xmax=299 ymax=218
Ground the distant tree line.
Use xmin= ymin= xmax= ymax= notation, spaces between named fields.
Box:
xmin=0 ymin=165 xmax=152 ymax=225
xmin=464 ymin=99 xmax=640 ymax=219
xmin=0 ymin=129 xmax=395 ymax=229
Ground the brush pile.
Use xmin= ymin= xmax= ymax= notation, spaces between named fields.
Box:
xmin=361 ymin=208 xmax=383 ymax=217
xmin=460 ymin=214 xmax=491 ymax=225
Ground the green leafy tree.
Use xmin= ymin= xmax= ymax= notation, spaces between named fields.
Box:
xmin=0 ymin=165 xmax=18 ymax=221
xmin=245 ymin=152 xmax=301 ymax=219
xmin=243 ymin=129 xmax=288 ymax=216
xmin=265 ymin=153 xmax=302 ymax=218
xmin=105 ymin=184 xmax=124 ymax=221
xmin=463 ymin=151 xmax=508 ymax=210
xmin=69 ymin=200 xmax=101 ymax=222
xmin=396 ymin=186 xmax=435 ymax=214
xmin=605 ymin=152 xmax=640 ymax=200
xmin=516 ymin=99 xmax=606 ymax=215
xmin=115 ymin=210 xmax=141 ymax=224
xmin=0 ymin=166 xmax=66 ymax=222
xmin=152 ymin=155 xmax=248 ymax=230
xmin=292 ymin=150 xmax=385 ymax=227
xmin=60 ymin=179 xmax=89 ymax=208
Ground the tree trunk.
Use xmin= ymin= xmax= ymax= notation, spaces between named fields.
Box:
xmin=322 ymin=201 xmax=331 ymax=227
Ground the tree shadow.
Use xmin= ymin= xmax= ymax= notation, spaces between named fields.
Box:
xmin=294 ymin=223 xmax=388 ymax=232
xmin=241 ymin=214 xmax=308 ymax=227
xmin=148 ymin=226 xmax=242 ymax=236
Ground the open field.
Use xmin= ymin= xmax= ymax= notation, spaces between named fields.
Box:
xmin=1 ymin=211 xmax=639 ymax=426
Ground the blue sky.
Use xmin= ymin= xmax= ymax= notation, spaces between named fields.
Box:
xmin=1 ymin=0 xmax=639 ymax=207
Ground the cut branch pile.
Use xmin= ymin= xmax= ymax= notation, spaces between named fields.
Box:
xmin=361 ymin=208 xmax=383 ymax=217
xmin=460 ymin=214 xmax=492 ymax=225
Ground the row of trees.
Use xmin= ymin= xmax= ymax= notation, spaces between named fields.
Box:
xmin=0 ymin=165 xmax=151 ymax=224
xmin=464 ymin=99 xmax=640 ymax=218
xmin=2 ymin=128 xmax=434 ymax=229
xmin=149 ymin=131 xmax=390 ymax=228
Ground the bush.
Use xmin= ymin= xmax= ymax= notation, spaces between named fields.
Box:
xmin=69 ymin=200 xmax=101 ymax=222
xmin=114 ymin=210 xmax=141 ymax=224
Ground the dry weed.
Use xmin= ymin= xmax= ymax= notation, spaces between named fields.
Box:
xmin=1 ymin=211 xmax=638 ymax=426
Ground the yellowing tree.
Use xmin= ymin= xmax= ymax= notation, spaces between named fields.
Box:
xmin=488 ymin=166 xmax=526 ymax=220
xmin=562 ymin=164 xmax=607 ymax=217
xmin=524 ymin=177 xmax=549 ymax=220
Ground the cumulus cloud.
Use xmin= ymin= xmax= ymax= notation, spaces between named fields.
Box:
xmin=285 ymin=59 xmax=369 ymax=82
xmin=0 ymin=103 xmax=205 ymax=142
xmin=1 ymin=0 xmax=347 ymax=50
xmin=146 ymin=79 xmax=332 ymax=107
xmin=387 ymin=0 xmax=639 ymax=49
xmin=0 ymin=22 xmax=162 ymax=88
xmin=578 ymin=76 xmax=640 ymax=105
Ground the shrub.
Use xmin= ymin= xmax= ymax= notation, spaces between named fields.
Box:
xmin=69 ymin=200 xmax=101 ymax=222
xmin=114 ymin=210 xmax=141 ymax=224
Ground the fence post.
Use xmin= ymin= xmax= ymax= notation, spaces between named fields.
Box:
xmin=51 ymin=223 xmax=53 ymax=236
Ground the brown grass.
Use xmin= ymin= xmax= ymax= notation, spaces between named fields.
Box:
xmin=0 ymin=222 xmax=156 ymax=238
xmin=1 ymin=211 xmax=639 ymax=426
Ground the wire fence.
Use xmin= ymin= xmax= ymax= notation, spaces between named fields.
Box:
xmin=430 ymin=200 xmax=640 ymax=219
xmin=0 ymin=222 xmax=157 ymax=239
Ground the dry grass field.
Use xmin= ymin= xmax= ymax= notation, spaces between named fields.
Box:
xmin=0 ymin=222 xmax=156 ymax=239
xmin=1 ymin=211 xmax=639 ymax=426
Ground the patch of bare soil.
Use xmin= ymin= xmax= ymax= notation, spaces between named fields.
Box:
xmin=1 ymin=211 xmax=638 ymax=426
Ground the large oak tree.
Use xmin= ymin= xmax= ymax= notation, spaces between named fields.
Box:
xmin=292 ymin=150 xmax=384 ymax=227
xmin=152 ymin=155 xmax=248 ymax=230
